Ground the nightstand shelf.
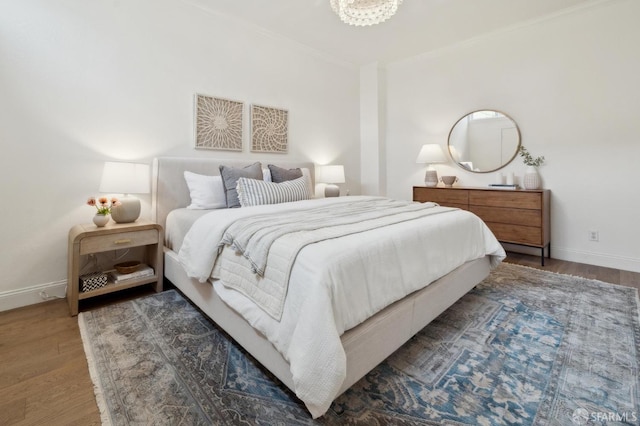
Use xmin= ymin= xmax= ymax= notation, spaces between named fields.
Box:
xmin=67 ymin=220 xmax=163 ymax=316
xmin=77 ymin=275 xmax=160 ymax=300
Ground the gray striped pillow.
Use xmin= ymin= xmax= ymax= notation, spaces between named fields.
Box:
xmin=236 ymin=175 xmax=311 ymax=207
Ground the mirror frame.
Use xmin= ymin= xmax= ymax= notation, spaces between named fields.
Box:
xmin=447 ymin=110 xmax=521 ymax=174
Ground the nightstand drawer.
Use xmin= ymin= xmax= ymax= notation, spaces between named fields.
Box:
xmin=79 ymin=229 xmax=158 ymax=254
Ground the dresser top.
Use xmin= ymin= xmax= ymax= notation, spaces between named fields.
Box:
xmin=413 ymin=186 xmax=549 ymax=193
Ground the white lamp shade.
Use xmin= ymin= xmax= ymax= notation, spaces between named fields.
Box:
xmin=317 ymin=165 xmax=345 ymax=184
xmin=416 ymin=144 xmax=447 ymax=164
xmin=99 ymin=162 xmax=150 ymax=194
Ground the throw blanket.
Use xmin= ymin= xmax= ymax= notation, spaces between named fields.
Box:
xmin=218 ymin=198 xmax=449 ymax=320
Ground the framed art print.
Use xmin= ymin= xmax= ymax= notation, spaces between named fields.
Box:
xmin=195 ymin=94 xmax=243 ymax=151
xmin=250 ymin=104 xmax=288 ymax=153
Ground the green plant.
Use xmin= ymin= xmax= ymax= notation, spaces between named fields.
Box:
xmin=519 ymin=146 xmax=545 ymax=167
xmin=87 ymin=196 xmax=120 ymax=215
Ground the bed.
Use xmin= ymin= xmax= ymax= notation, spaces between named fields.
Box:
xmin=151 ymin=156 xmax=505 ymax=418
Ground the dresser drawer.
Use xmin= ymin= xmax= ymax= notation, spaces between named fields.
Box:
xmin=414 ymin=188 xmax=469 ymax=205
xmin=470 ymin=206 xmax=541 ymax=227
xmin=485 ymin=223 xmax=543 ymax=246
xmin=80 ymin=229 xmax=159 ymax=254
xmin=469 ymin=190 xmax=541 ymax=210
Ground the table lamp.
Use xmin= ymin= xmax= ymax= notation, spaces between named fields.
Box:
xmin=99 ymin=161 xmax=150 ymax=223
xmin=317 ymin=165 xmax=345 ymax=197
xmin=416 ymin=144 xmax=446 ymax=187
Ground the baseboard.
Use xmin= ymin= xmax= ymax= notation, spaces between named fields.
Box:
xmin=0 ymin=280 xmax=67 ymax=313
xmin=504 ymin=243 xmax=640 ymax=273
xmin=551 ymin=247 xmax=640 ymax=273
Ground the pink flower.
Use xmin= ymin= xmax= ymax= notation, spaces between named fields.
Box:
xmin=86 ymin=196 xmax=119 ymax=215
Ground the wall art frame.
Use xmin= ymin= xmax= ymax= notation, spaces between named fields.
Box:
xmin=250 ymin=104 xmax=288 ymax=154
xmin=194 ymin=93 xmax=243 ymax=151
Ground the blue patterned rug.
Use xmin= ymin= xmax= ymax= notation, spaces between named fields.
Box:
xmin=79 ymin=263 xmax=640 ymax=425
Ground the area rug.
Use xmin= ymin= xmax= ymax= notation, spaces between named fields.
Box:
xmin=78 ymin=263 xmax=640 ymax=425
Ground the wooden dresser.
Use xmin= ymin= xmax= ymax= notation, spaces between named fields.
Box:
xmin=413 ymin=186 xmax=550 ymax=265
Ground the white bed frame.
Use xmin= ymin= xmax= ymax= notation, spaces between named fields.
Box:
xmin=151 ymin=157 xmax=491 ymax=404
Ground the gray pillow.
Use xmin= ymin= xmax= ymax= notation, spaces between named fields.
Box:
xmin=268 ymin=164 xmax=303 ymax=183
xmin=219 ymin=162 xmax=263 ymax=208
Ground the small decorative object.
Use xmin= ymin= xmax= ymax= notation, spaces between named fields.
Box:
xmin=87 ymin=196 xmax=119 ymax=227
xmin=195 ymin=94 xmax=243 ymax=151
xmin=114 ymin=260 xmax=142 ymax=274
xmin=317 ymin=165 xmax=345 ymax=197
xmin=80 ymin=271 xmax=108 ymax=292
xmin=506 ymin=172 xmax=515 ymax=185
xmin=440 ymin=176 xmax=458 ymax=187
xmin=251 ymin=104 xmax=288 ymax=153
xmin=519 ymin=146 xmax=545 ymax=190
xmin=93 ymin=214 xmax=110 ymax=227
xmin=523 ymin=166 xmax=542 ymax=190
xmin=99 ymin=162 xmax=150 ymax=223
xmin=416 ymin=144 xmax=447 ymax=187
xmin=330 ymin=0 xmax=403 ymax=26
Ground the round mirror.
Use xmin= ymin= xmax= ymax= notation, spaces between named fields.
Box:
xmin=447 ymin=110 xmax=521 ymax=173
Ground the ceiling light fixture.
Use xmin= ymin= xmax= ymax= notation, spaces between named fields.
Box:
xmin=330 ymin=0 xmax=403 ymax=27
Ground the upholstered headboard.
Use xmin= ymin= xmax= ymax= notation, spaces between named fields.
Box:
xmin=151 ymin=157 xmax=315 ymax=230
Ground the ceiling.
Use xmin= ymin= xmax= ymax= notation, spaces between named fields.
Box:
xmin=184 ymin=0 xmax=593 ymax=66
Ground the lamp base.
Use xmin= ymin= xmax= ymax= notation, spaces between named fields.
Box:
xmin=424 ymin=170 xmax=439 ymax=187
xmin=324 ymin=184 xmax=340 ymax=197
xmin=111 ymin=196 xmax=141 ymax=223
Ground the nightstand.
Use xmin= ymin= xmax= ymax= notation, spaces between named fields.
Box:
xmin=67 ymin=220 xmax=163 ymax=316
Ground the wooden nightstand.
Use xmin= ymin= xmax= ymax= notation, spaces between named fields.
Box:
xmin=67 ymin=220 xmax=163 ymax=316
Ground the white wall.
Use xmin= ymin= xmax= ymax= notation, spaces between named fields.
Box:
xmin=384 ymin=0 xmax=640 ymax=272
xmin=0 ymin=0 xmax=360 ymax=310
xmin=360 ymin=63 xmax=387 ymax=196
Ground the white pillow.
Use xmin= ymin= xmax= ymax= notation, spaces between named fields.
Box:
xmin=262 ymin=168 xmax=272 ymax=182
xmin=237 ymin=175 xmax=311 ymax=207
xmin=184 ymin=171 xmax=227 ymax=209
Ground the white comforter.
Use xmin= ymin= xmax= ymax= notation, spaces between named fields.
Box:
xmin=179 ymin=196 xmax=505 ymax=418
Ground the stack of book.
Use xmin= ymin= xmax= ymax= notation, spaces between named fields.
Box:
xmin=488 ymin=184 xmax=518 ymax=190
xmin=110 ymin=265 xmax=154 ymax=284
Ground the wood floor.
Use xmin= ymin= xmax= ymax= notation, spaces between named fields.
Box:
xmin=1 ymin=253 xmax=639 ymax=425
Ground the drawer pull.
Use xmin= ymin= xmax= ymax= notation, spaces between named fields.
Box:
xmin=114 ymin=239 xmax=132 ymax=244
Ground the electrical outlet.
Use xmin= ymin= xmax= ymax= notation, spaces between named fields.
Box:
xmin=589 ymin=230 xmax=599 ymax=242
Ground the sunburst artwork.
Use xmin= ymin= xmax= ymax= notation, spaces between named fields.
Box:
xmin=195 ymin=94 xmax=243 ymax=151
xmin=251 ymin=104 xmax=288 ymax=153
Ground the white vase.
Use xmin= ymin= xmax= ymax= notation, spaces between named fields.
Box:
xmin=93 ymin=214 xmax=110 ymax=227
xmin=523 ymin=166 xmax=541 ymax=190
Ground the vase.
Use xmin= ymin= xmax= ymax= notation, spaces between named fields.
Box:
xmin=523 ymin=166 xmax=541 ymax=190
xmin=93 ymin=214 xmax=110 ymax=227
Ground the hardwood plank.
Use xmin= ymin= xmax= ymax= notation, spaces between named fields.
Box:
xmin=0 ymin=299 xmax=100 ymax=426
xmin=620 ymin=270 xmax=640 ymax=292
xmin=0 ymin=398 xmax=25 ymax=425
